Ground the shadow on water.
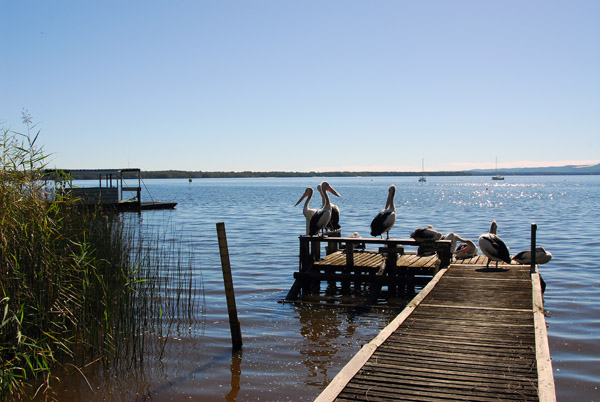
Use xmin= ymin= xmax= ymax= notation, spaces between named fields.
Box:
xmin=138 ymin=350 xmax=243 ymax=401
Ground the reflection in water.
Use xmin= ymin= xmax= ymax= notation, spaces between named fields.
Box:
xmin=226 ymin=351 xmax=242 ymax=402
xmin=297 ymin=306 xmax=360 ymax=387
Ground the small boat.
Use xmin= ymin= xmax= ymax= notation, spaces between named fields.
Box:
xmin=492 ymin=157 xmax=504 ymax=180
xmin=418 ymin=158 xmax=426 ymax=182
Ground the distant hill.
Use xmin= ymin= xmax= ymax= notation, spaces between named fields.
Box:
xmin=137 ymin=164 xmax=600 ymax=179
xmin=466 ymin=163 xmax=600 ymax=176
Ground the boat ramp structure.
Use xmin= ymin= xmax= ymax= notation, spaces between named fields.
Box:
xmin=43 ymin=168 xmax=177 ymax=212
xmin=285 ymin=228 xmax=555 ymax=401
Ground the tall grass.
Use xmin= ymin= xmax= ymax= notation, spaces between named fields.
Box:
xmin=0 ymin=125 xmax=200 ymax=398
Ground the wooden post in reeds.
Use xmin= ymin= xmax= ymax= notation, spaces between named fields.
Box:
xmin=216 ymin=222 xmax=243 ymax=351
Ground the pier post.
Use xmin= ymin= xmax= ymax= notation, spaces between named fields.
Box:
xmin=531 ymin=223 xmax=537 ymax=274
xmin=285 ymin=236 xmax=315 ymax=300
xmin=216 ymin=222 xmax=243 ymax=351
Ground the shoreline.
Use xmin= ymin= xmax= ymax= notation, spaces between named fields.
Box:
xmin=61 ymin=169 xmax=600 ymax=180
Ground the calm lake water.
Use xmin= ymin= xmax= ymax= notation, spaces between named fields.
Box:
xmin=52 ymin=176 xmax=599 ymax=401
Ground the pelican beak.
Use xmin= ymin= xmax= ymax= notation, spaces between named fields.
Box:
xmin=294 ymin=191 xmax=308 ymax=206
xmin=326 ymin=184 xmax=341 ymax=198
xmin=295 ymin=189 xmax=311 ymax=206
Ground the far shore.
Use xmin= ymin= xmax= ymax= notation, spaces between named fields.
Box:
xmin=56 ymin=163 xmax=600 ymax=180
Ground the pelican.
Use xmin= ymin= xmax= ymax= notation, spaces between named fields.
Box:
xmin=370 ymin=184 xmax=396 ymax=239
xmin=512 ymin=247 xmax=552 ymax=265
xmin=410 ymin=225 xmax=442 ymax=242
xmin=478 ymin=220 xmax=511 ymax=268
xmin=455 ymin=239 xmax=478 ymax=259
xmin=295 ymin=187 xmax=317 ymax=235
xmin=318 ymin=183 xmax=341 ymax=231
xmin=309 ymin=182 xmax=341 ymax=236
xmin=440 ymin=232 xmax=461 ymax=253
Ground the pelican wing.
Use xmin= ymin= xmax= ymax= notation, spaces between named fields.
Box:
xmin=309 ymin=208 xmax=331 ymax=236
xmin=512 ymin=250 xmax=531 ymax=264
xmin=479 ymin=234 xmax=511 ymax=263
xmin=327 ymin=204 xmax=341 ymax=230
xmin=370 ymin=210 xmax=395 ymax=237
xmin=410 ymin=227 xmax=442 ymax=242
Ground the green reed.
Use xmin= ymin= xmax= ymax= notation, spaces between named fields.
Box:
xmin=1 ymin=127 xmax=201 ymax=398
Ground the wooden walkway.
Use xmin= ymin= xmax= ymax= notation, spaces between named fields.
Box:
xmin=316 ymin=262 xmax=555 ymax=401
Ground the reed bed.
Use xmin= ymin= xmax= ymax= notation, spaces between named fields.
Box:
xmin=1 ymin=127 xmax=201 ymax=399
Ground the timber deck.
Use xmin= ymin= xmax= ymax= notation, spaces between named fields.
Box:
xmin=285 ymin=234 xmax=518 ymax=306
xmin=313 ymin=249 xmax=497 ymax=272
xmin=316 ymin=262 xmax=555 ymax=401
xmin=285 ymin=236 xmax=455 ymax=305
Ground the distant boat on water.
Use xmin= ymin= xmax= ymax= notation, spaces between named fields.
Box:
xmin=418 ymin=158 xmax=426 ymax=182
xmin=492 ymin=157 xmax=504 ymax=180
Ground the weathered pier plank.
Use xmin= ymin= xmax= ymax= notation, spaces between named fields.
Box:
xmin=316 ymin=263 xmax=555 ymax=402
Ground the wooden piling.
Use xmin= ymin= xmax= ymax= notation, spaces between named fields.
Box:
xmin=216 ymin=222 xmax=243 ymax=351
xmin=531 ymin=223 xmax=537 ymax=273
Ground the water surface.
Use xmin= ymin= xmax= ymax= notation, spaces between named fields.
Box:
xmin=53 ymin=176 xmax=599 ymax=401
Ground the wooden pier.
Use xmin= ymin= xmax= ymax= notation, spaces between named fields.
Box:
xmin=315 ymin=260 xmax=555 ymax=401
xmin=285 ymin=235 xmax=453 ymax=306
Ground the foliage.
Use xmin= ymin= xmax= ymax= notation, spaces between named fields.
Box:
xmin=0 ymin=124 xmax=199 ymax=399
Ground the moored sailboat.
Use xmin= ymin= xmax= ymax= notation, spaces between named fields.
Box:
xmin=492 ymin=157 xmax=504 ymax=180
xmin=418 ymin=158 xmax=426 ymax=182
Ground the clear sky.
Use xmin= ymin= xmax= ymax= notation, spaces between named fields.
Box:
xmin=1 ymin=1 xmax=599 ymax=172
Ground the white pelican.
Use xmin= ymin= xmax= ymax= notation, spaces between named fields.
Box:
xmin=318 ymin=183 xmax=341 ymax=231
xmin=370 ymin=184 xmax=396 ymax=239
xmin=410 ymin=225 xmax=442 ymax=242
xmin=512 ymin=247 xmax=552 ymax=265
xmin=440 ymin=232 xmax=461 ymax=253
xmin=455 ymin=239 xmax=478 ymax=259
xmin=478 ymin=220 xmax=511 ymax=268
xmin=295 ymin=187 xmax=317 ymax=235
xmin=309 ymin=182 xmax=341 ymax=236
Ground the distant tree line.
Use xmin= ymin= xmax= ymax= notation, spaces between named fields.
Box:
xmin=139 ymin=170 xmax=471 ymax=179
xmin=49 ymin=164 xmax=600 ymax=181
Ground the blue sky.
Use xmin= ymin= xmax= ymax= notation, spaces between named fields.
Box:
xmin=1 ymin=1 xmax=598 ymax=172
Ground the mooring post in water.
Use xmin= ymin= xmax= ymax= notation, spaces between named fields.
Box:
xmin=216 ymin=222 xmax=243 ymax=351
xmin=531 ymin=223 xmax=537 ymax=274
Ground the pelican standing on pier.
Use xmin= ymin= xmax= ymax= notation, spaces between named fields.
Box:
xmin=318 ymin=183 xmax=341 ymax=231
xmin=309 ymin=182 xmax=342 ymax=236
xmin=295 ymin=187 xmax=317 ymax=235
xmin=478 ymin=220 xmax=511 ymax=268
xmin=370 ymin=184 xmax=396 ymax=239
